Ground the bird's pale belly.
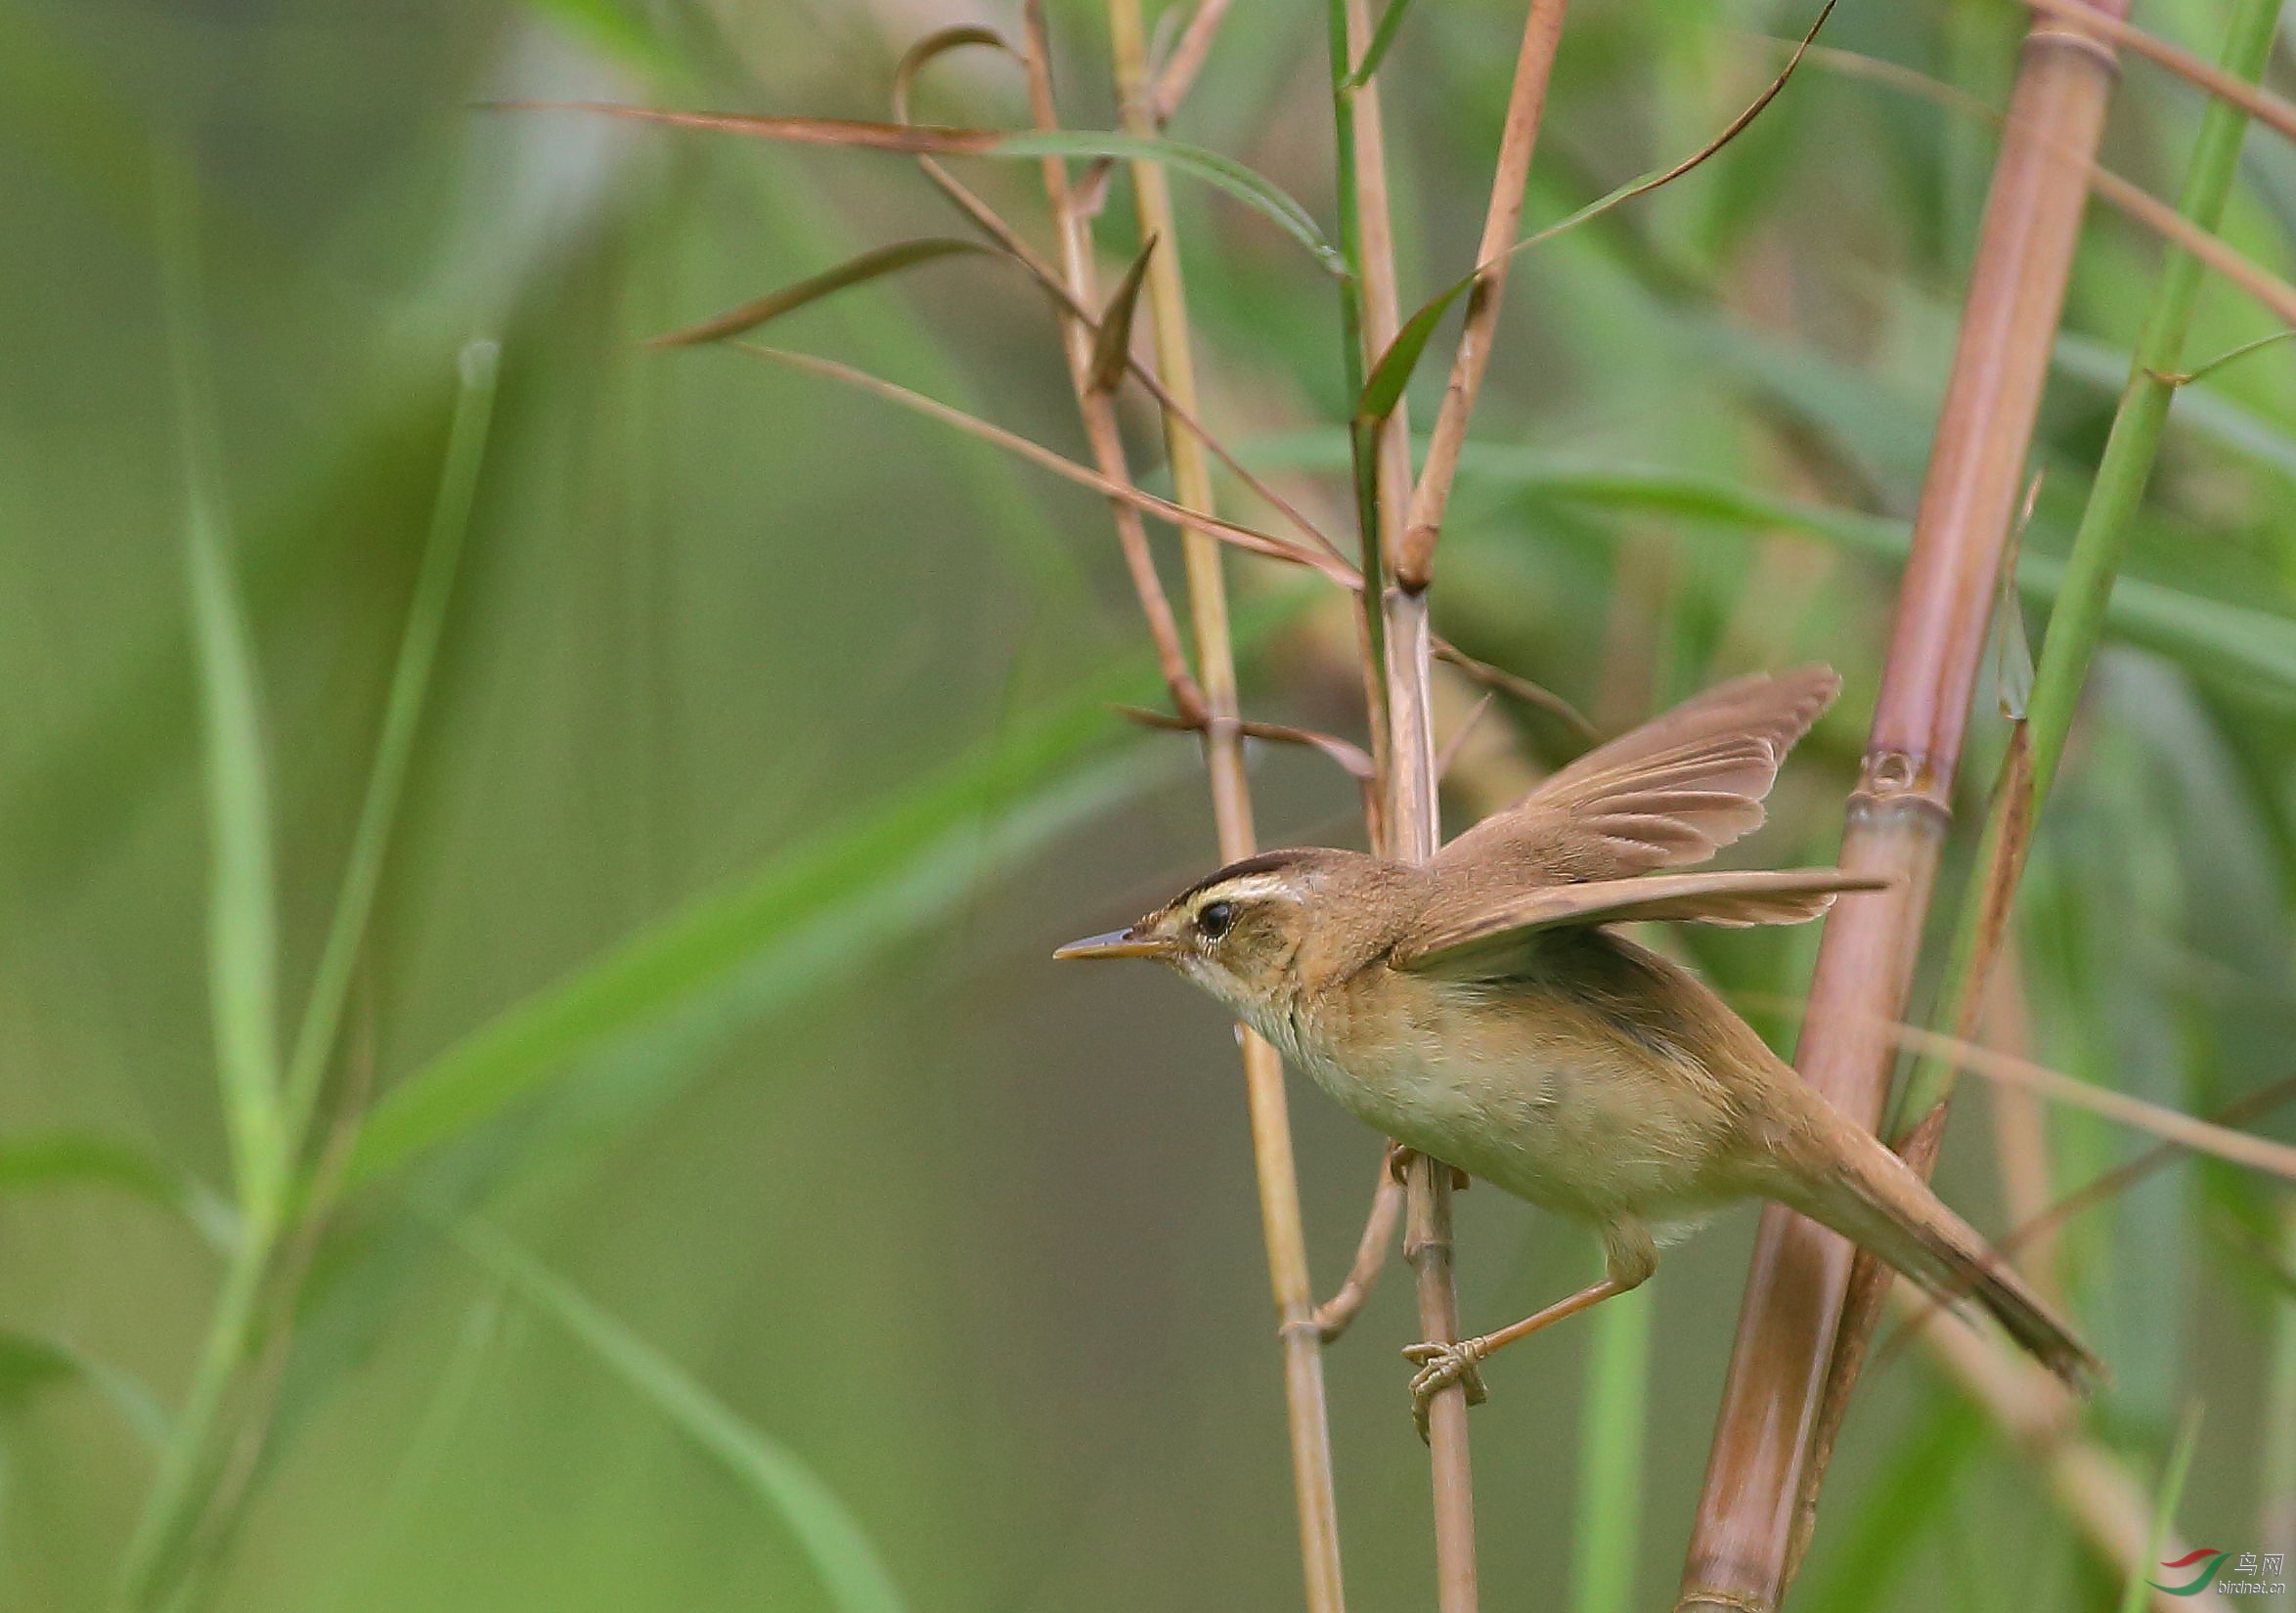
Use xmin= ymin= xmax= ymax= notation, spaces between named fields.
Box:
xmin=1254 ymin=994 xmax=1739 ymax=1232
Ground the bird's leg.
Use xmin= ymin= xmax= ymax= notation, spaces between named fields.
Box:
xmin=1404 ymin=1221 xmax=1656 ymax=1434
xmin=1299 ymin=1148 xmax=1407 ymax=1343
xmin=1295 ymin=1144 xmax=1469 ymax=1345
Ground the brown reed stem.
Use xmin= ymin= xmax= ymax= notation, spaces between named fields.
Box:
xmin=1148 ymin=0 xmax=1232 ymax=124
xmin=1325 ymin=0 xmax=1478 ymax=1598
xmin=1677 ymin=5 xmax=2127 ymax=1607
xmin=1017 ymin=2 xmax=1210 ymax=725
xmin=1396 ymin=0 xmax=1567 ymax=590
xmin=1103 ymin=5 xmax=1349 ymax=1608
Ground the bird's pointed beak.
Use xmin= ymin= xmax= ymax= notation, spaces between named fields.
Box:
xmin=1053 ymin=927 xmax=1170 ymax=961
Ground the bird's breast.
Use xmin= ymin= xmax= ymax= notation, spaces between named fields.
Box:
xmin=1272 ymin=973 xmax=1740 ymax=1223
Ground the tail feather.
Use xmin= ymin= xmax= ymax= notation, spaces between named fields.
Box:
xmin=1778 ymin=1123 xmax=2100 ymax=1388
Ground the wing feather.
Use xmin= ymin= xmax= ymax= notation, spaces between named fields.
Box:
xmin=1435 ymin=665 xmax=1839 ymax=883
xmin=1394 ymin=868 xmax=1891 ymax=979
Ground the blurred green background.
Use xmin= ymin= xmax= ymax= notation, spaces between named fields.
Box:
xmin=9 ymin=0 xmax=2296 ymax=1607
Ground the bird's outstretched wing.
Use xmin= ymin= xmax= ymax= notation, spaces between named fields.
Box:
xmin=1393 ymin=867 xmax=1889 ymax=980
xmin=1431 ymin=664 xmax=1840 ymax=885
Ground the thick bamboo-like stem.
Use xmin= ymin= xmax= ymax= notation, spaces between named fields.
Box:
xmin=1787 ymin=0 xmax=2283 ymax=1580
xmin=2019 ymin=0 xmax=2296 ymax=148
xmin=1894 ymin=0 xmax=2280 ymax=1143
xmin=1676 ymin=6 xmax=2127 ymax=1608
xmin=1104 ymin=7 xmax=1348 ymax=1610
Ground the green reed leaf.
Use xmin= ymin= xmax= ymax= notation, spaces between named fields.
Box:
xmin=453 ymin=1219 xmax=906 ymax=1613
xmin=161 ymin=153 xmax=287 ymax=1226
xmin=343 ymin=679 xmax=1165 ymax=1190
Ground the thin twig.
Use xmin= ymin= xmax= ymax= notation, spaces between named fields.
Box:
xmin=1015 ymin=11 xmax=1211 ymax=724
xmin=1307 ymin=1153 xmax=1407 ymax=1341
xmin=1435 ymin=694 xmax=1496 ymax=782
xmin=1116 ymin=705 xmax=1377 ymax=806
xmin=731 ymin=345 xmax=1350 ymax=586
xmin=890 ymin=31 xmax=1348 ymax=569
xmin=1735 ymin=994 xmax=2296 ymax=1179
xmin=1149 ymin=0 xmax=1233 ymax=122
xmin=1431 ymin=640 xmax=1598 ymax=739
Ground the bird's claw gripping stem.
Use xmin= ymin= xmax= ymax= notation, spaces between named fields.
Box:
xmin=1387 ymin=1142 xmax=1469 ymax=1192
xmin=1403 ymin=1335 xmax=1488 ymax=1441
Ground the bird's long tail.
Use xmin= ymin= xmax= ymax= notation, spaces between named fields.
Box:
xmin=1768 ymin=1121 xmax=2100 ymax=1388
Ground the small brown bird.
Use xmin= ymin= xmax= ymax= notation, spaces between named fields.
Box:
xmin=1057 ymin=665 xmax=2096 ymax=1418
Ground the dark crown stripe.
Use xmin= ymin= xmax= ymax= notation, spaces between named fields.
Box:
xmin=1170 ymin=849 xmax=1309 ymax=907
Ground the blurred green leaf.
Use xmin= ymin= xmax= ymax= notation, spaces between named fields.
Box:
xmin=0 ymin=1329 xmax=167 ymax=1447
xmin=162 ymin=156 xmax=287 ymax=1225
xmin=516 ymin=0 xmax=684 ymax=81
xmin=344 ymin=682 xmax=1165 ymax=1190
xmin=1800 ymin=1394 xmax=1984 ymax=1613
xmin=0 ymin=1132 xmax=235 ymax=1248
xmin=1569 ymin=1281 xmax=1652 ymax=1613
xmin=452 ymin=1218 xmax=906 ymax=1613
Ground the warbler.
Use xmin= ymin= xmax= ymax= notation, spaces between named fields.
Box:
xmin=1058 ymin=665 xmax=2096 ymax=1417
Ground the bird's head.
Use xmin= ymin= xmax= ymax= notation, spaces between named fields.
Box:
xmin=1054 ymin=848 xmax=1373 ymax=1021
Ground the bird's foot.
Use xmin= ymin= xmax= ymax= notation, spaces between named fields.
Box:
xmin=1403 ymin=1336 xmax=1489 ymax=1442
xmin=1385 ymin=1142 xmax=1469 ymax=1193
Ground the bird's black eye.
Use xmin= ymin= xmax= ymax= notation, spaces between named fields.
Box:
xmin=1197 ymin=899 xmax=1235 ymax=939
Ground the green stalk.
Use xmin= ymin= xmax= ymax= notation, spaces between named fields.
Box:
xmin=1569 ymin=1282 xmax=1653 ymax=1613
xmin=2260 ymin=1200 xmax=2296 ymax=1552
xmin=1890 ymin=0 xmax=2283 ymax=1139
xmin=2120 ymin=1404 xmax=2203 ymax=1613
xmin=1326 ymin=0 xmax=1390 ymax=775
xmin=281 ymin=340 xmax=499 ymax=1144
xmin=116 ymin=1226 xmax=273 ymax=1610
